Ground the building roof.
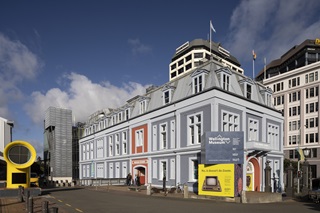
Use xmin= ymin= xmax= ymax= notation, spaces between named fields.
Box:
xmin=0 ymin=117 xmax=14 ymax=127
xmin=171 ymin=39 xmax=241 ymax=67
xmin=85 ymin=58 xmax=275 ymax=128
xmin=256 ymin=39 xmax=320 ymax=79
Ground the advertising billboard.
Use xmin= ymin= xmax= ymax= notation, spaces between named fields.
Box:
xmin=201 ymin=131 xmax=244 ymax=164
xmin=198 ymin=164 xmax=243 ymax=197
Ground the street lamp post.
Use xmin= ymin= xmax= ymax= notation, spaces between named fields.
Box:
xmin=297 ymin=126 xmax=302 ymax=194
xmin=302 ymin=147 xmax=311 ymax=195
xmin=297 ymin=125 xmax=307 ymax=194
xmin=297 ymin=158 xmax=300 ymax=194
xmin=303 ymin=147 xmax=311 ymax=159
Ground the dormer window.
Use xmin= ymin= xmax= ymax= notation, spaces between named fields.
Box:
xmin=118 ymin=112 xmax=122 ymax=122
xmin=110 ymin=115 xmax=116 ymax=126
xmin=140 ymin=100 xmax=147 ymax=114
xmin=222 ymin=74 xmax=230 ymax=90
xmin=99 ymin=121 xmax=103 ymax=130
xmin=239 ymin=78 xmax=254 ymax=100
xmin=121 ymin=104 xmax=133 ymax=121
xmin=162 ymin=85 xmax=176 ymax=105
xmin=260 ymin=87 xmax=273 ymax=107
xmin=139 ymin=97 xmax=150 ymax=114
xmin=124 ymin=107 xmax=131 ymax=120
xmin=191 ymin=69 xmax=209 ymax=94
xmin=215 ymin=67 xmax=232 ymax=91
xmin=104 ymin=118 xmax=108 ymax=128
xmin=246 ymin=84 xmax=252 ymax=99
xmin=164 ymin=91 xmax=170 ymax=103
xmin=194 ymin=75 xmax=203 ymax=93
xmin=112 ymin=115 xmax=116 ymax=125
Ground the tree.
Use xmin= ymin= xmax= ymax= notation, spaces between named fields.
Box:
xmin=284 ymin=158 xmax=298 ymax=177
xmin=31 ymin=156 xmax=44 ymax=175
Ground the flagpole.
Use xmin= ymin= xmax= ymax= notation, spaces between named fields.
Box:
xmin=209 ymin=20 xmax=216 ymax=59
xmin=252 ymin=50 xmax=256 ymax=79
xmin=264 ymin=57 xmax=266 ymax=80
xmin=209 ymin=20 xmax=212 ymax=57
xmin=253 ymin=57 xmax=255 ymax=79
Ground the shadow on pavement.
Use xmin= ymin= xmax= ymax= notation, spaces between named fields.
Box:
xmin=41 ymin=186 xmax=84 ymax=195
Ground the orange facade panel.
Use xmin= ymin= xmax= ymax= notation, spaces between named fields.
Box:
xmin=131 ymin=124 xmax=148 ymax=154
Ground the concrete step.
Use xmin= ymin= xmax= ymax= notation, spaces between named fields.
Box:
xmin=241 ymin=191 xmax=282 ymax=203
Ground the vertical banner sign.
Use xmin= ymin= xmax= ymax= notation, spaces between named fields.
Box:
xmin=201 ymin=131 xmax=244 ymax=164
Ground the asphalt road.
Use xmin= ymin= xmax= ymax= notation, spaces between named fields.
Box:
xmin=42 ymin=187 xmax=320 ymax=213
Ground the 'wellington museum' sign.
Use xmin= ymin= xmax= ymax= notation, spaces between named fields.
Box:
xmin=201 ymin=131 xmax=244 ymax=164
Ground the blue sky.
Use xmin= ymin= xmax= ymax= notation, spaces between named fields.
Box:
xmin=0 ymin=0 xmax=319 ymax=157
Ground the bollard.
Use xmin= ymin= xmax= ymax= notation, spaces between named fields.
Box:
xmin=146 ymin=183 xmax=151 ymax=195
xmin=183 ymin=185 xmax=188 ymax=199
xmin=42 ymin=200 xmax=49 ymax=213
xmin=18 ymin=186 xmax=24 ymax=202
xmin=25 ymin=190 xmax=30 ymax=209
xmin=49 ymin=207 xmax=58 ymax=213
xmin=28 ymin=196 xmax=33 ymax=213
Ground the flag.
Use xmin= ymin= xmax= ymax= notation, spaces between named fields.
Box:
xmin=210 ymin=20 xmax=216 ymax=33
xmin=297 ymin=148 xmax=305 ymax=161
xmin=209 ymin=20 xmax=216 ymax=55
xmin=252 ymin=50 xmax=257 ymax=60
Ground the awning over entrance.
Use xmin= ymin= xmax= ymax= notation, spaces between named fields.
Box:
xmin=247 ymin=150 xmax=269 ymax=158
xmin=246 ymin=141 xmax=271 ymax=158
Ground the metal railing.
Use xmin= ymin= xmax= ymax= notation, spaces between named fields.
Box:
xmin=80 ymin=178 xmax=126 ymax=186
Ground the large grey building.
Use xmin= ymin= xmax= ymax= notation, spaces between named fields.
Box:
xmin=44 ymin=107 xmax=73 ymax=182
xmin=79 ymin=55 xmax=284 ymax=194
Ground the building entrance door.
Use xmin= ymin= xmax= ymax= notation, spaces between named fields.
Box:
xmin=135 ymin=167 xmax=146 ymax=185
xmin=246 ymin=162 xmax=254 ymax=191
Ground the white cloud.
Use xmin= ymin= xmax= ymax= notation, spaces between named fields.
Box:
xmin=225 ymin=0 xmax=320 ymax=72
xmin=24 ymin=72 xmax=149 ymax=125
xmin=28 ymin=138 xmax=43 ymax=158
xmin=128 ymin=38 xmax=152 ymax=55
xmin=0 ymin=33 xmax=43 ymax=117
xmin=0 ymin=33 xmax=43 ymax=81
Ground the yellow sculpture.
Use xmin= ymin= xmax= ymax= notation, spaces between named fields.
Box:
xmin=4 ymin=140 xmax=36 ymax=188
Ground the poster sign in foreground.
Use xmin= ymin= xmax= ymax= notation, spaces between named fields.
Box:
xmin=198 ymin=164 xmax=243 ymax=197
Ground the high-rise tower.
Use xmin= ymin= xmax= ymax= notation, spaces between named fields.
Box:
xmin=44 ymin=107 xmax=73 ymax=182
